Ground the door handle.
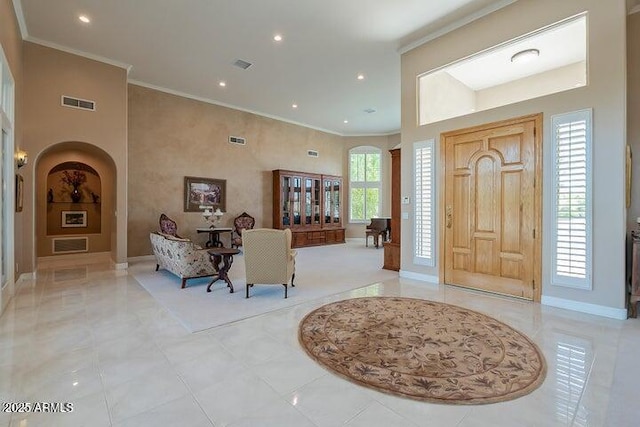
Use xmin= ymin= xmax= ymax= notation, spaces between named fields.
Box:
xmin=446 ymin=206 xmax=453 ymax=228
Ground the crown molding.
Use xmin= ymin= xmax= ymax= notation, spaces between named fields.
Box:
xmin=631 ymin=4 xmax=640 ymax=14
xmin=11 ymin=0 xmax=28 ymax=39
xmin=398 ymin=0 xmax=518 ymax=54
xmin=25 ymin=37 xmax=133 ymax=73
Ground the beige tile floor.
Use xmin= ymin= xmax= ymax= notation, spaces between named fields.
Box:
xmin=1 ymin=251 xmax=639 ymax=426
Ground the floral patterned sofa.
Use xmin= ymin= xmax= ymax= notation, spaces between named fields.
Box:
xmin=149 ymin=232 xmax=217 ymax=288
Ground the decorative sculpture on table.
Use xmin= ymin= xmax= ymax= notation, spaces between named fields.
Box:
xmin=61 ymin=170 xmax=87 ymax=203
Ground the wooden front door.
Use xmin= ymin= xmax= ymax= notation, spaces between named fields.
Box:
xmin=442 ymin=114 xmax=541 ymax=300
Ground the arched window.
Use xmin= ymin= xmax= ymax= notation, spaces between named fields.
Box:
xmin=349 ymin=146 xmax=381 ymax=222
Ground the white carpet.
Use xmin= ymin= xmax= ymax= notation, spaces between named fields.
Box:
xmin=129 ymin=239 xmax=398 ymax=332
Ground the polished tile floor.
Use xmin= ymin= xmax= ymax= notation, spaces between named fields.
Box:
xmin=1 ymin=253 xmax=639 ymax=426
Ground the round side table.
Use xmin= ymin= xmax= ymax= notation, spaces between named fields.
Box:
xmin=206 ymin=248 xmax=240 ymax=293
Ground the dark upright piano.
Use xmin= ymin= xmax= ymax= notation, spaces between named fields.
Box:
xmin=365 ymin=217 xmax=391 ymax=248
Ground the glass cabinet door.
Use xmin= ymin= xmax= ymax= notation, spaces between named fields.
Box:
xmin=282 ymin=176 xmax=291 ymax=226
xmin=324 ymin=180 xmax=332 ymax=225
xmin=313 ymin=179 xmax=321 ymax=225
xmin=333 ymin=180 xmax=341 ymax=224
xmin=293 ymin=177 xmax=301 ymax=225
xmin=304 ymin=178 xmax=312 ymax=224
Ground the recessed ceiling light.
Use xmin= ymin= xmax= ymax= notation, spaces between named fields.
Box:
xmin=273 ymin=34 xmax=283 ymax=42
xmin=78 ymin=15 xmax=91 ymax=23
xmin=292 ymin=103 xmax=298 ymax=109
xmin=218 ymin=81 xmax=226 ymax=87
xmin=343 ymin=120 xmax=349 ymax=124
xmin=356 ymin=73 xmax=365 ymax=80
xmin=510 ymin=49 xmax=540 ymax=64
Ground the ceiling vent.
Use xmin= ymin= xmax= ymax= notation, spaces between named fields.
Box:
xmin=364 ymin=108 xmax=377 ymax=114
xmin=229 ymin=136 xmax=246 ymax=145
xmin=61 ymin=95 xmax=96 ymax=111
xmin=307 ymin=150 xmax=319 ymax=158
xmin=233 ymin=59 xmax=253 ymax=70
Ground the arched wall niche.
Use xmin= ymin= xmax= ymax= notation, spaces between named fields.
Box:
xmin=46 ymin=161 xmax=103 ymax=236
xmin=36 ymin=142 xmax=116 ymax=257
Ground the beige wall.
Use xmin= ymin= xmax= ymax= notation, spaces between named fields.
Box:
xmin=401 ymin=0 xmax=627 ymax=311
xmin=476 ymin=61 xmax=587 ymax=111
xmin=23 ymin=42 xmax=128 ymax=269
xmin=629 ymin=12 xmax=640 ymax=231
xmin=419 ymin=72 xmax=475 ymax=124
xmin=128 ymin=84 xmax=350 ymax=256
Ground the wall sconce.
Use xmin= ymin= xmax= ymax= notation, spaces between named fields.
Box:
xmin=16 ymin=150 xmax=28 ymax=168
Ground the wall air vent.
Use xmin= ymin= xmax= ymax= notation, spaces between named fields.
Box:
xmin=229 ymin=136 xmax=246 ymax=145
xmin=61 ymin=96 xmax=96 ymax=111
xmin=52 ymin=237 xmax=88 ymax=254
xmin=307 ymin=150 xmax=319 ymax=158
xmin=233 ymin=59 xmax=253 ymax=70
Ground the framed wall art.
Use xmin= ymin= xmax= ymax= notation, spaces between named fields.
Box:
xmin=184 ymin=176 xmax=226 ymax=212
xmin=61 ymin=210 xmax=87 ymax=228
xmin=15 ymin=174 xmax=23 ymax=212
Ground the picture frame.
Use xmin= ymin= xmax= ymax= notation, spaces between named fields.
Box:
xmin=15 ymin=174 xmax=23 ymax=212
xmin=184 ymin=176 xmax=226 ymax=212
xmin=61 ymin=210 xmax=87 ymax=228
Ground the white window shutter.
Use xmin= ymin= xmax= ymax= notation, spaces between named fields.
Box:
xmin=414 ymin=140 xmax=435 ymax=266
xmin=551 ymin=110 xmax=592 ymax=289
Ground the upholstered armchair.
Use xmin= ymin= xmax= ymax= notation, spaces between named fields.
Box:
xmin=242 ymin=228 xmax=296 ymax=298
xmin=231 ymin=212 xmax=255 ymax=249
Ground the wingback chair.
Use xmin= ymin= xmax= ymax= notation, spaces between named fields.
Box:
xmin=231 ymin=212 xmax=255 ymax=249
xmin=242 ymin=228 xmax=296 ymax=298
xmin=159 ymin=213 xmax=182 ymax=238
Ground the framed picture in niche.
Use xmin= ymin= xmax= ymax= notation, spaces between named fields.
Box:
xmin=184 ymin=176 xmax=226 ymax=212
xmin=61 ymin=211 xmax=87 ymax=228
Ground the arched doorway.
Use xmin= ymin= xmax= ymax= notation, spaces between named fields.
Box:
xmin=35 ymin=142 xmax=117 ymax=259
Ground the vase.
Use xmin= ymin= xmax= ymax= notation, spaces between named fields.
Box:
xmin=70 ymin=187 xmax=81 ymax=203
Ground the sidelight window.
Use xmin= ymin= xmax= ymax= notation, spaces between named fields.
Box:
xmin=551 ymin=109 xmax=592 ymax=289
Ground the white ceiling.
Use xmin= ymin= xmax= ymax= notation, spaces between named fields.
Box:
xmin=15 ymin=0 xmax=519 ymax=136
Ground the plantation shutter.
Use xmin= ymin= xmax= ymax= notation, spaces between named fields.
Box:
xmin=551 ymin=110 xmax=592 ymax=289
xmin=414 ymin=140 xmax=435 ymax=266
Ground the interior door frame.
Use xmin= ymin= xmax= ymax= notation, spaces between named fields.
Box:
xmin=437 ymin=113 xmax=543 ymax=302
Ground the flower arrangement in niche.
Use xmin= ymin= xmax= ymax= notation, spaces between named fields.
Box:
xmin=61 ymin=170 xmax=87 ymax=203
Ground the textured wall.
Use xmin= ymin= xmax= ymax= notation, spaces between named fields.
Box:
xmin=128 ymin=84 xmax=347 ymax=256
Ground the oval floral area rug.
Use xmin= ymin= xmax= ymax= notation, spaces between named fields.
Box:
xmin=298 ymin=297 xmax=546 ymax=404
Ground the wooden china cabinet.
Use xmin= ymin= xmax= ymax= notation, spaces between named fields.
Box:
xmin=273 ymin=169 xmax=345 ymax=248
xmin=383 ymin=148 xmax=401 ymax=270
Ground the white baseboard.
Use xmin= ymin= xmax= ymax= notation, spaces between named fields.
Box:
xmin=127 ymin=255 xmax=156 ymax=263
xmin=399 ymin=270 xmax=440 ymax=284
xmin=18 ymin=272 xmax=35 ymax=282
xmin=541 ymin=295 xmax=628 ymax=320
xmin=113 ymin=262 xmax=128 ymax=270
